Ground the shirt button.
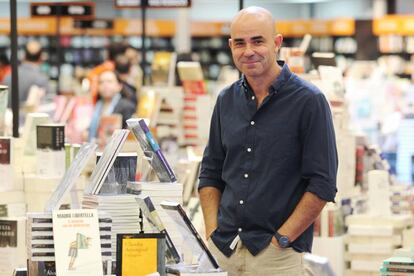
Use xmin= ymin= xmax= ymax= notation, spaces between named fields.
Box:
xmin=251 ymin=96 xmax=255 ymax=100
xmin=244 ymin=173 xmax=249 ymax=179
xmin=238 ymin=228 xmax=242 ymax=232
xmin=239 ymin=200 xmax=244 ymax=205
xmin=247 ymin=147 xmax=252 ymax=152
xmin=250 ymin=121 xmax=255 ymax=126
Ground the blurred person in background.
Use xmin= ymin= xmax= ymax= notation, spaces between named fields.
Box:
xmin=114 ymin=54 xmax=138 ymax=106
xmin=88 ymin=70 xmax=135 ymax=141
xmin=4 ymin=40 xmax=51 ymax=106
xmin=87 ymin=42 xmax=128 ymax=103
xmin=0 ymin=52 xmax=11 ymax=83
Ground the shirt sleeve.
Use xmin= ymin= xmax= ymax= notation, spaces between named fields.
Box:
xmin=198 ymin=95 xmax=226 ymax=192
xmin=301 ymin=92 xmax=338 ymax=202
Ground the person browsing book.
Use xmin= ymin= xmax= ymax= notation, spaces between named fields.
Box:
xmin=88 ymin=70 xmax=135 ymax=141
xmin=198 ymin=6 xmax=338 ymax=276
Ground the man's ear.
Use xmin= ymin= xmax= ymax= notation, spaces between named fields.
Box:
xmin=228 ymin=38 xmax=232 ymax=49
xmin=274 ymin=34 xmax=283 ymax=49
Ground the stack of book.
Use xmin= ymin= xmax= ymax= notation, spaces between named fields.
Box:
xmin=344 ymin=214 xmax=413 ymax=276
xmin=0 ymin=217 xmax=26 ymax=276
xmin=380 ymin=247 xmax=414 ymax=275
xmin=26 ymin=212 xmax=112 ymax=274
xmin=390 ymin=185 xmax=414 ymax=215
xmin=0 ymin=138 xmax=25 ymax=216
xmin=82 ymin=194 xmax=141 ymax=260
xmin=0 ymin=137 xmax=26 ymax=217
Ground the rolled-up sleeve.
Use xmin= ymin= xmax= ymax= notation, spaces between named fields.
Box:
xmin=301 ymin=93 xmax=338 ymax=202
xmin=198 ymin=96 xmax=226 ymax=192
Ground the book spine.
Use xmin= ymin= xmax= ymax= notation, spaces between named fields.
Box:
xmin=138 ymin=119 xmax=177 ymax=182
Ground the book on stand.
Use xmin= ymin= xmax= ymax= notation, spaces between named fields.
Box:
xmin=44 ymin=142 xmax=97 ymax=212
xmin=160 ymin=201 xmax=220 ymax=272
xmin=135 ymin=195 xmax=181 ymax=264
xmin=83 ymin=129 xmax=129 ymax=195
xmin=127 ymin=118 xmax=177 ymax=183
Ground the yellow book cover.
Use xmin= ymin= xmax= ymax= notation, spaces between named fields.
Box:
xmin=118 ymin=233 xmax=166 ymax=276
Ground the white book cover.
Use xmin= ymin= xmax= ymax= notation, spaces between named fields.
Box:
xmin=52 ymin=209 xmax=103 ymax=276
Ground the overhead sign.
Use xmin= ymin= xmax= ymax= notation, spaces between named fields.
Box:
xmin=31 ymin=2 xmax=95 ymax=19
xmin=114 ymin=0 xmax=191 ymax=8
xmin=74 ymin=19 xmax=114 ymax=30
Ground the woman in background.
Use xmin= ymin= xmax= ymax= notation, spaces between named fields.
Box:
xmin=88 ymin=69 xmax=135 ymax=142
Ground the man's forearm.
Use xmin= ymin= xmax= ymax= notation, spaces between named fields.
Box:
xmin=199 ymin=186 xmax=222 ymax=239
xmin=277 ymin=192 xmax=327 ymax=242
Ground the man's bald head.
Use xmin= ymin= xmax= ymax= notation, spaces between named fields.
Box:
xmin=230 ymin=6 xmax=276 ymax=37
xmin=24 ymin=40 xmax=43 ymax=63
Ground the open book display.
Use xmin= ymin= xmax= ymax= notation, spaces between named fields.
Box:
xmin=44 ymin=142 xmax=97 ymax=212
xmin=84 ymin=129 xmax=130 ymax=195
xmin=160 ymin=201 xmax=223 ymax=274
xmin=127 ymin=118 xmax=177 ymax=183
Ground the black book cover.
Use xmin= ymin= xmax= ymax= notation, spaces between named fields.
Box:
xmin=0 ymin=220 xmax=17 ymax=247
xmin=36 ymin=124 xmax=65 ymax=151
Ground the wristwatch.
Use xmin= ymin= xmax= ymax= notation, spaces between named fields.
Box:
xmin=274 ymin=232 xmax=290 ymax=248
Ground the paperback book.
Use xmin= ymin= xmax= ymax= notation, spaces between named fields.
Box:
xmin=52 ymin=209 xmax=103 ymax=276
xmin=116 ymin=233 xmax=166 ymax=276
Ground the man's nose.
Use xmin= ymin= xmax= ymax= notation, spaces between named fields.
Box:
xmin=243 ymin=44 xmax=254 ymax=56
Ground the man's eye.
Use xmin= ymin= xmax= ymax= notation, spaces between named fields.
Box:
xmin=253 ymin=40 xmax=263 ymax=45
xmin=234 ymin=42 xmax=244 ymax=46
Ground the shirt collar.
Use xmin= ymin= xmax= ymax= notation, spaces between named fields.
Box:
xmin=240 ymin=60 xmax=292 ymax=96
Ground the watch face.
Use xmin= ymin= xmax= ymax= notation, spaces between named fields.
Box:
xmin=279 ymin=236 xmax=290 ymax=248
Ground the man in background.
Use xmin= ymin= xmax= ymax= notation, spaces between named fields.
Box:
xmin=5 ymin=40 xmax=51 ymax=106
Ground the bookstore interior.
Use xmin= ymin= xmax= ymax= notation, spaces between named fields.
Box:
xmin=3 ymin=0 xmax=414 ymax=275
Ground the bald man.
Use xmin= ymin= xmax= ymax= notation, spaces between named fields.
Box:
xmin=198 ymin=6 xmax=338 ymax=275
xmin=5 ymin=40 xmax=51 ymax=106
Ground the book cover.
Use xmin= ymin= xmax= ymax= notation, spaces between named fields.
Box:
xmin=97 ymin=114 xmax=122 ymax=150
xmin=127 ymin=118 xmax=177 ymax=183
xmin=135 ymin=196 xmax=181 ymax=264
xmin=36 ymin=124 xmax=65 ymax=177
xmin=136 ymin=88 xmax=162 ymax=127
xmin=52 ymin=209 xmax=103 ymax=276
xmin=0 ymin=220 xmax=17 ymax=247
xmin=116 ymin=233 xmax=165 ymax=276
xmin=0 ymin=137 xmax=13 ymax=192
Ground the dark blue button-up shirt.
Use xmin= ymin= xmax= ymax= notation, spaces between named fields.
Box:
xmin=198 ymin=61 xmax=338 ymax=257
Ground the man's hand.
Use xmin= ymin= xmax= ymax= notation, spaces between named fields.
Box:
xmin=271 ymin=236 xmax=281 ymax=249
xmin=199 ymin=187 xmax=222 ymax=241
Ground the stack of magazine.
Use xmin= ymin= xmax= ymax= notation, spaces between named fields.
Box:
xmin=82 ymin=194 xmax=141 ymax=261
xmin=26 ymin=212 xmax=112 ymax=271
